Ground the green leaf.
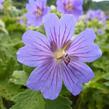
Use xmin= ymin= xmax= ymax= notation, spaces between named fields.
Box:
xmin=0 ymin=20 xmax=8 ymax=34
xmin=102 ymin=73 xmax=109 ymax=80
xmin=104 ymin=82 xmax=109 ymax=87
xmin=9 ymin=70 xmax=28 ymax=85
xmin=45 ymin=96 xmax=72 ymax=109
xmin=47 ymin=0 xmax=56 ymax=6
xmin=0 ymin=80 xmax=23 ymax=100
xmin=0 ymin=97 xmax=6 ymax=109
xmin=10 ymin=90 xmax=45 ymax=109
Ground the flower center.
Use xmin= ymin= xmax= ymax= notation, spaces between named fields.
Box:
xmin=54 ymin=49 xmax=71 ymax=65
xmin=64 ymin=1 xmax=73 ymax=11
xmin=35 ymin=7 xmax=43 ymax=17
xmin=51 ymin=40 xmax=71 ymax=64
xmin=54 ymin=49 xmax=65 ymax=60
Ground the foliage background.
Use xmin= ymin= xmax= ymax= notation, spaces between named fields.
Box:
xmin=0 ymin=0 xmax=109 ymax=109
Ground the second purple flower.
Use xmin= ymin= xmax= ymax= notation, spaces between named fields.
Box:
xmin=26 ymin=0 xmax=50 ymax=27
xmin=56 ymin=0 xmax=83 ymax=18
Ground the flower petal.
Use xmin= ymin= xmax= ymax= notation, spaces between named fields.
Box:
xmin=17 ymin=30 xmax=52 ymax=67
xmin=22 ymin=30 xmax=50 ymax=50
xmin=26 ymin=61 xmax=62 ymax=100
xmin=62 ymin=60 xmax=94 ymax=96
xmin=68 ymin=28 xmax=102 ymax=62
xmin=62 ymin=63 xmax=82 ymax=95
xmin=59 ymin=14 xmax=76 ymax=47
xmin=26 ymin=13 xmax=42 ymax=27
xmin=43 ymin=14 xmax=76 ymax=48
xmin=73 ymin=0 xmax=83 ymax=6
xmin=56 ymin=0 xmax=65 ymax=13
xmin=43 ymin=14 xmax=60 ymax=45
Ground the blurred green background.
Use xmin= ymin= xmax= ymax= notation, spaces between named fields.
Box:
xmin=0 ymin=0 xmax=109 ymax=109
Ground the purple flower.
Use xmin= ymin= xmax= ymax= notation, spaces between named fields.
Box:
xmin=19 ymin=14 xmax=27 ymax=26
xmin=0 ymin=0 xmax=3 ymax=4
xmin=86 ymin=10 xmax=94 ymax=20
xmin=26 ymin=0 xmax=50 ymax=27
xmin=17 ymin=14 xmax=102 ymax=100
xmin=19 ymin=19 xmax=25 ymax=25
xmin=0 ymin=0 xmax=4 ymax=9
xmin=106 ymin=16 xmax=109 ymax=20
xmin=97 ymin=29 xmax=105 ymax=35
xmin=87 ymin=10 xmax=106 ymax=24
xmin=56 ymin=0 xmax=83 ymax=18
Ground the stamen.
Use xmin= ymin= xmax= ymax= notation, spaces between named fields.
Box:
xmin=35 ymin=7 xmax=43 ymax=17
xmin=64 ymin=1 xmax=73 ymax=11
xmin=63 ymin=40 xmax=72 ymax=51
